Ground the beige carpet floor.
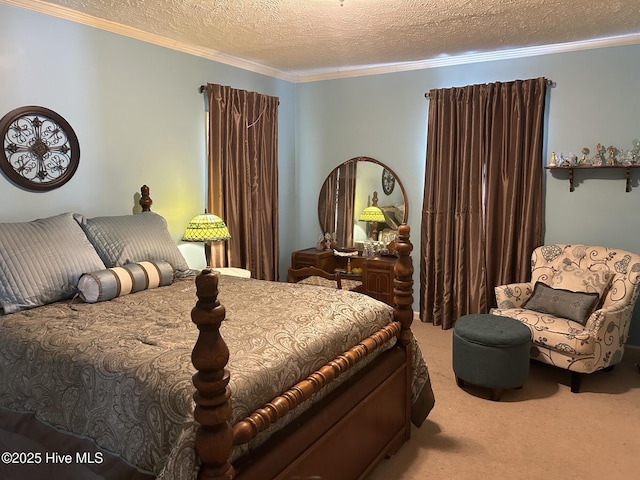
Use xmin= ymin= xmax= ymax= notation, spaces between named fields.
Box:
xmin=367 ymin=320 xmax=640 ymax=480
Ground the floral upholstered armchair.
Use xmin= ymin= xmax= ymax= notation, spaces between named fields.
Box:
xmin=492 ymin=244 xmax=640 ymax=392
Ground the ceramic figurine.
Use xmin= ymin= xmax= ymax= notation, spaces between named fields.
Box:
xmin=592 ymin=143 xmax=604 ymax=166
xmin=316 ymin=233 xmax=333 ymax=250
xmin=329 ymin=232 xmax=338 ymax=250
xmin=631 ymin=139 xmax=640 ymax=164
xmin=323 ymin=232 xmax=333 ymax=250
xmin=568 ymin=153 xmax=578 ymax=166
xmin=580 ymin=147 xmax=589 ymax=165
xmin=607 ymin=145 xmax=617 ymax=166
xmin=549 ymin=151 xmax=557 ymax=167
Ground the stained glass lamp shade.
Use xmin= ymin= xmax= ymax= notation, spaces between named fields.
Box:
xmin=358 ymin=206 xmax=385 ymax=223
xmin=358 ymin=201 xmax=385 ymax=241
xmin=182 ymin=211 xmax=231 ymax=267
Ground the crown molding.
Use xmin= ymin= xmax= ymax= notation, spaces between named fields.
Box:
xmin=294 ymin=33 xmax=640 ymax=83
xmin=4 ymin=0 xmax=640 ymax=84
xmin=2 ymin=0 xmax=297 ymax=81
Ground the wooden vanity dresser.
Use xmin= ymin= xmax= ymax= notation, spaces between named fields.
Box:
xmin=309 ymin=155 xmax=409 ymax=306
xmin=290 ymin=248 xmax=397 ymax=305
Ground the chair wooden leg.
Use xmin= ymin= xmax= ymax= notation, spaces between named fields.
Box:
xmin=570 ymin=371 xmax=582 ymax=393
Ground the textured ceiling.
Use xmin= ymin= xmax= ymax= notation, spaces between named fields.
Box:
xmin=6 ymin=0 xmax=640 ymax=81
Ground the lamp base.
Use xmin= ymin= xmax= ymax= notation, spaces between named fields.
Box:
xmin=204 ymin=241 xmax=212 ymax=268
xmin=370 ymin=221 xmax=379 ymax=241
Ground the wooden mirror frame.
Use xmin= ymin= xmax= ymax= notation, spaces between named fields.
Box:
xmin=317 ymin=156 xmax=408 ymax=248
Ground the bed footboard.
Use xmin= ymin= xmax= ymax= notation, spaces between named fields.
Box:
xmin=234 ymin=345 xmax=409 ymax=479
xmin=191 ymin=225 xmax=415 ymax=480
xmin=232 ymin=321 xmax=401 ymax=445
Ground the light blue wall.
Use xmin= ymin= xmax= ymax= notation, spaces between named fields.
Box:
xmin=0 ymin=3 xmax=297 ymax=277
xmin=295 ymin=45 xmax=640 ymax=344
xmin=3 ymin=3 xmax=640 ymax=344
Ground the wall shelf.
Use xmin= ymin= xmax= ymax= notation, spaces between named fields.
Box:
xmin=545 ymin=165 xmax=640 ymax=192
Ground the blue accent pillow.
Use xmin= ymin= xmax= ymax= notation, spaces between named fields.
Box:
xmin=76 ymin=212 xmax=192 ymax=278
xmin=0 ymin=213 xmax=106 ymax=314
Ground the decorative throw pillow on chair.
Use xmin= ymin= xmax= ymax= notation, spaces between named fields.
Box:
xmin=523 ymin=281 xmax=599 ymax=325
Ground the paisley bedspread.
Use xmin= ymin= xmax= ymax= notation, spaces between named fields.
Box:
xmin=0 ymin=274 xmax=432 ymax=478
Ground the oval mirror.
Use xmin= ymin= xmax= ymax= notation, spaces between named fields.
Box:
xmin=318 ymin=156 xmax=408 ymax=248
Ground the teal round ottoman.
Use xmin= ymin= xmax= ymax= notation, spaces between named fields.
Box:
xmin=452 ymin=314 xmax=531 ymax=401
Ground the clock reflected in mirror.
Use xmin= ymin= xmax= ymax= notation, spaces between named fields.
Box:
xmin=382 ymin=168 xmax=395 ymax=195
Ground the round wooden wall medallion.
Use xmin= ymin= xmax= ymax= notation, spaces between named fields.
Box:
xmin=0 ymin=106 xmax=80 ymax=191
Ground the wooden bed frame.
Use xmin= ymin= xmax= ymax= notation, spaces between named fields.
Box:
xmin=140 ymin=186 xmax=417 ymax=479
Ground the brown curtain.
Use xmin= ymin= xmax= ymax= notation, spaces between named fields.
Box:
xmin=420 ymin=77 xmax=546 ymax=328
xmin=318 ymin=169 xmax=339 ymax=238
xmin=205 ymin=83 xmax=280 ymax=280
xmin=338 ymin=160 xmax=357 ymax=247
xmin=318 ymin=160 xmax=356 ymax=247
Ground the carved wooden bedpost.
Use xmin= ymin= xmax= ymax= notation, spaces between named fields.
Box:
xmin=139 ymin=185 xmax=153 ymax=212
xmin=393 ymin=224 xmax=414 ymax=442
xmin=393 ymin=224 xmax=414 ymax=347
xmin=191 ymin=270 xmax=234 ymax=480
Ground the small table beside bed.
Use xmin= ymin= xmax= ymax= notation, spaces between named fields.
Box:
xmin=0 ymin=185 xmax=435 ymax=479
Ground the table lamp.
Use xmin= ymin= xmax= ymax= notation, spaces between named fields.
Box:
xmin=182 ymin=210 xmax=231 ymax=267
xmin=358 ymin=191 xmax=385 ymax=240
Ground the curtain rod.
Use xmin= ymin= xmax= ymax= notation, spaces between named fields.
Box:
xmin=424 ymin=79 xmax=556 ymax=99
xmin=197 ymin=84 xmax=281 ymax=105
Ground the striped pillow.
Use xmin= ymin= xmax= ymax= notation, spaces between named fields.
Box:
xmin=77 ymin=261 xmax=174 ymax=303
